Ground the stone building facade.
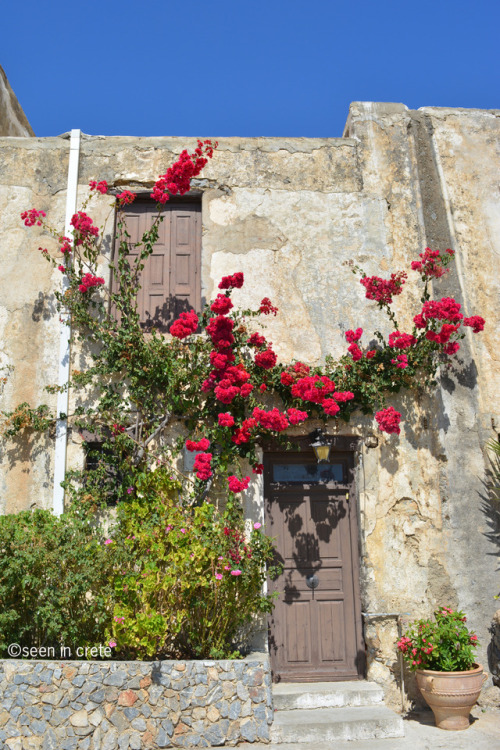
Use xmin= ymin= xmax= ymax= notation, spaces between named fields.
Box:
xmin=0 ymin=101 xmax=499 ymax=703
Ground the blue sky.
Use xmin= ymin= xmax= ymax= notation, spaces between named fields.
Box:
xmin=2 ymin=0 xmax=498 ymax=138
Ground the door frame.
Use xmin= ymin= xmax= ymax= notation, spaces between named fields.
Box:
xmin=264 ymin=435 xmax=365 ymax=682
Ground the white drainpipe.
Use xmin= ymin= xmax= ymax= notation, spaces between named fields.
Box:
xmin=53 ymin=129 xmax=81 ymax=516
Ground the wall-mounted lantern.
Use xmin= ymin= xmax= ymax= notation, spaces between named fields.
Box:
xmin=310 ymin=429 xmax=332 ymax=463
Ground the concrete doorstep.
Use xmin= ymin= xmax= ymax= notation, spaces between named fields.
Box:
xmin=235 ymin=707 xmax=500 ymax=750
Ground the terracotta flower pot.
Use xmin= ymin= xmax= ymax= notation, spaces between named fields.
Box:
xmin=416 ymin=663 xmax=487 ymax=730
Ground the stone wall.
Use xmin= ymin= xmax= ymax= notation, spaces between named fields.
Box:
xmin=0 ymin=655 xmax=273 ymax=749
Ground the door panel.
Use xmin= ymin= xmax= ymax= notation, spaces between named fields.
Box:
xmin=265 ymin=449 xmax=364 ymax=682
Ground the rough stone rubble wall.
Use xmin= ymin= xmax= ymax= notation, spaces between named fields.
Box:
xmin=0 ymin=106 xmax=499 ymax=705
xmin=0 ymin=656 xmax=273 ymax=748
xmin=0 ymin=66 xmax=34 ymax=137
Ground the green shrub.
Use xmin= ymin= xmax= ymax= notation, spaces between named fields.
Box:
xmin=0 ymin=509 xmax=115 ymax=656
xmin=109 ymin=491 xmax=281 ymax=659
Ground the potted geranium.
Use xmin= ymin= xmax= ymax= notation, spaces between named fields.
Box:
xmin=397 ymin=606 xmax=487 ymax=730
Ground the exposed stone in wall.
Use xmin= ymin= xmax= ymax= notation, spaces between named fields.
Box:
xmin=0 ymin=656 xmax=272 ymax=748
xmin=0 ymin=66 xmax=34 ymax=137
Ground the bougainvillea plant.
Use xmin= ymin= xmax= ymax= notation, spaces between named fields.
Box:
xmin=3 ymin=141 xmax=485 ymax=510
xmin=397 ymin=607 xmax=479 ymax=672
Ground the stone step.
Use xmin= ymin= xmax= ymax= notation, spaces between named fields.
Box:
xmin=269 ymin=705 xmax=405 ymax=744
xmin=272 ymin=680 xmax=385 ymax=710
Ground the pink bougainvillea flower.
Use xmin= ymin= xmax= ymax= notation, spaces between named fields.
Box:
xmin=253 ymin=522 xmax=262 ymax=530
xmin=259 ymin=297 xmax=278 ymax=315
xmin=375 ymin=406 xmax=402 ymax=435
xmin=104 ymin=539 xmax=113 ymax=545
xmin=21 ymin=208 xmax=46 ymax=227
xmin=89 ymin=179 xmax=108 ymax=194
xmin=218 ymin=412 xmax=235 ymax=427
xmin=231 ymin=570 xmax=242 ymax=576
xmin=463 ymin=315 xmax=485 ymax=333
xmin=170 ymin=310 xmax=199 ymax=339
xmin=218 ymin=272 xmax=244 ymax=290
xmin=185 ymin=437 xmax=210 ymax=452
xmin=215 ymin=573 xmax=223 ymax=580
xmin=345 ymin=328 xmax=363 ymax=343
xmin=78 ymin=273 xmax=105 ymax=293
xmin=228 ymin=475 xmax=250 ymax=493
xmin=193 ymin=452 xmax=213 ymax=480
xmin=109 ymin=640 xmax=117 ymax=648
xmin=210 ymin=293 xmax=233 ymax=315
xmin=180 ymin=528 xmax=186 ymax=533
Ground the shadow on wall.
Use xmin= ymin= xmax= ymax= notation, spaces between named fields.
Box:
xmin=482 ymin=442 xmax=500 ymax=685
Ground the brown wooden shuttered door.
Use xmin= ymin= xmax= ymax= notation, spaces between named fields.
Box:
xmin=112 ymin=199 xmax=201 ymax=331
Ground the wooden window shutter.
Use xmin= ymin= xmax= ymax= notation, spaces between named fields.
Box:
xmin=111 ymin=199 xmax=201 ymax=331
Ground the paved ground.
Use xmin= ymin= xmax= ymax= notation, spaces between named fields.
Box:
xmin=237 ymin=707 xmax=500 ymax=750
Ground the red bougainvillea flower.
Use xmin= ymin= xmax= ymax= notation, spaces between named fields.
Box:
xmin=280 ymin=371 xmax=294 ymax=386
xmin=206 ymin=315 xmax=235 ymax=349
xmin=218 ymin=272 xmax=244 ymax=290
xmin=360 ymin=271 xmax=407 ymax=305
xmin=287 ymin=408 xmax=308 ymax=425
xmin=185 ymin=438 xmax=210 ymax=452
xmin=443 ymin=342 xmax=460 ymax=355
xmin=151 ymin=140 xmax=217 ymax=203
xmin=71 ymin=211 xmax=99 ymax=245
xmin=247 ymin=332 xmax=266 ymax=348
xmin=252 ymin=464 xmax=264 ymax=475
xmin=425 ymin=323 xmax=460 ymax=344
xmin=388 ymin=331 xmax=417 ymax=349
xmin=333 ymin=391 xmax=355 ymax=402
xmin=375 ymin=406 xmax=402 ymax=435
xmin=228 ymin=475 xmax=250 ymax=493
xmin=194 ymin=452 xmax=212 ymax=480
xmin=21 ymin=208 xmax=46 ymax=227
xmin=218 ymin=413 xmax=235 ymax=427
xmin=345 ymin=328 xmax=363 ymax=343
xmin=253 ymin=407 xmax=289 ymax=432
xmin=232 ymin=418 xmax=257 ymax=445
xmin=291 ymin=375 xmax=335 ymax=404
xmin=117 ymin=190 xmax=136 ymax=205
xmin=170 ymin=310 xmax=199 ymax=339
xmin=411 ymin=247 xmax=454 ymax=279
xmin=214 ymin=381 xmax=240 ymax=404
xmin=58 ymin=265 xmax=65 ymax=273
xmin=348 ymin=343 xmax=363 ymax=362
xmin=210 ymin=351 xmax=235 ymax=371
xmin=366 ymin=350 xmax=376 ymax=359
xmin=259 ymin=297 xmax=278 ymax=315
xmin=210 ymin=294 xmax=234 ymax=315
xmin=323 ymin=399 xmax=340 ymax=416
xmin=255 ymin=348 xmax=277 ymax=369
xmin=463 ymin=316 xmax=485 ymax=333
xmin=78 ymin=274 xmax=105 ymax=293
xmin=420 ymin=297 xmax=463 ymax=323
xmin=89 ymin=180 xmax=108 ymax=194
xmin=259 ymin=383 xmax=267 ymax=392
xmin=391 ymin=354 xmax=408 ymax=369
xmin=59 ymin=236 xmax=73 ymax=254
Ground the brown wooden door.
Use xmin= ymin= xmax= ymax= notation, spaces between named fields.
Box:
xmin=265 ymin=446 xmax=364 ymax=682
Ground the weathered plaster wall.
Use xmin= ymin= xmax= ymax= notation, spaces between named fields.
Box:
xmin=0 ymin=66 xmax=34 ymax=137
xmin=0 ymin=107 xmax=499 ymax=705
xmin=344 ymin=103 xmax=500 ymax=704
